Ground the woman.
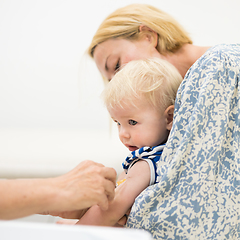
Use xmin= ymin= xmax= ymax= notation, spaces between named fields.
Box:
xmin=0 ymin=160 xmax=116 ymax=220
xmin=87 ymin=4 xmax=240 ymax=239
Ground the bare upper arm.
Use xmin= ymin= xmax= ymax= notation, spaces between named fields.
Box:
xmin=115 ymin=160 xmax=151 ymax=209
xmin=76 ymin=160 xmax=151 ymax=226
xmin=126 ymin=160 xmax=151 ymax=186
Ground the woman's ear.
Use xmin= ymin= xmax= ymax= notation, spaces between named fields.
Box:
xmin=139 ymin=25 xmax=158 ymax=47
xmin=164 ymin=105 xmax=174 ymax=131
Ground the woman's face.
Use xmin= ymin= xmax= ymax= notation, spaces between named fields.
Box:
xmin=93 ymin=38 xmax=161 ymax=81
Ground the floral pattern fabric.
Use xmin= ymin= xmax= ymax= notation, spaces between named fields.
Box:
xmin=126 ymin=44 xmax=240 ymax=239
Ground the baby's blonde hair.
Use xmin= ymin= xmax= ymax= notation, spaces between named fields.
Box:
xmin=88 ymin=4 xmax=192 ymax=58
xmin=102 ymin=58 xmax=183 ymax=112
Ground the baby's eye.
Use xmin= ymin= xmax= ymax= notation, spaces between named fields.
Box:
xmin=129 ymin=120 xmax=137 ymax=126
xmin=114 ymin=120 xmax=120 ymax=126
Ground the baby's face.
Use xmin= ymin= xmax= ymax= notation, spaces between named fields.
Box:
xmin=108 ymin=101 xmax=169 ymax=151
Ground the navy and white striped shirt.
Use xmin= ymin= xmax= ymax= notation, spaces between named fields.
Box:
xmin=122 ymin=144 xmax=165 ymax=185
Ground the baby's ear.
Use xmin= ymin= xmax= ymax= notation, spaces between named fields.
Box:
xmin=164 ymin=105 xmax=174 ymax=131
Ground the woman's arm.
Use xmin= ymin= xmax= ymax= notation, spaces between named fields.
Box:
xmin=76 ymin=160 xmax=151 ymax=226
xmin=0 ymin=160 xmax=116 ymax=220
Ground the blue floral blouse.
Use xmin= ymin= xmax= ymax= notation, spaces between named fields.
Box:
xmin=126 ymin=44 xmax=240 ymax=239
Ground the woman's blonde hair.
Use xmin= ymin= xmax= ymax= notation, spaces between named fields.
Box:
xmin=88 ymin=4 xmax=192 ymax=58
xmin=101 ymin=58 xmax=183 ymax=112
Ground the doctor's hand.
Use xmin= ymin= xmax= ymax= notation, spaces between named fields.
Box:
xmin=41 ymin=160 xmax=116 ymax=216
xmin=42 ymin=208 xmax=88 ymax=220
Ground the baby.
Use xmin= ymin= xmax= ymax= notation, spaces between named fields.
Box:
xmin=76 ymin=58 xmax=183 ymax=226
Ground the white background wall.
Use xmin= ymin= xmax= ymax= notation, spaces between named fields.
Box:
xmin=0 ymin=0 xmax=239 ymax=177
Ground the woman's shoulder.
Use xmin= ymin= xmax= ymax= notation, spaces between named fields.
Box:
xmin=190 ymin=43 xmax=240 ymax=73
xmin=208 ymin=43 xmax=240 ymax=52
xmin=203 ymin=43 xmax=240 ymax=62
xmin=183 ymin=43 xmax=240 ymax=87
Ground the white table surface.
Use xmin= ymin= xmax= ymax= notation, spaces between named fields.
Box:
xmin=0 ymin=220 xmax=153 ymax=240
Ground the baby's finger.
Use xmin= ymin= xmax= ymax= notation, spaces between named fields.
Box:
xmin=56 ymin=219 xmax=78 ymax=225
xmin=117 ymin=215 xmax=127 ymax=226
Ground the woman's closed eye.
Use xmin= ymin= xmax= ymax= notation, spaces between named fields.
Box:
xmin=129 ymin=120 xmax=137 ymax=126
xmin=114 ymin=60 xmax=120 ymax=72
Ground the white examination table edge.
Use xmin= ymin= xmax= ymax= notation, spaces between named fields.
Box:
xmin=0 ymin=220 xmax=153 ymax=240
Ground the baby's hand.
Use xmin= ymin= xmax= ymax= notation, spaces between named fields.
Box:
xmin=115 ymin=208 xmax=131 ymax=227
xmin=56 ymin=219 xmax=78 ymax=225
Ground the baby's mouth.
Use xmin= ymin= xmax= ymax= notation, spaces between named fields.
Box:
xmin=127 ymin=145 xmax=138 ymax=152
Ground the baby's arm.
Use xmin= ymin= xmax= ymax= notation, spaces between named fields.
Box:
xmin=76 ymin=160 xmax=151 ymax=226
